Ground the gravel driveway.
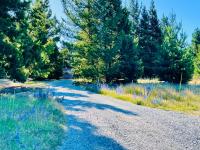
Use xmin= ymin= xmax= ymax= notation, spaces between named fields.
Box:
xmin=48 ymin=80 xmax=200 ymax=150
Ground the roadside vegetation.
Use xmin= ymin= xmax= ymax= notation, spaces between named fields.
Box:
xmin=88 ymin=79 xmax=200 ymax=116
xmin=0 ymin=92 xmax=66 ymax=149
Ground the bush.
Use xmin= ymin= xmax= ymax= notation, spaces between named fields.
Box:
xmin=15 ymin=67 xmax=30 ymax=83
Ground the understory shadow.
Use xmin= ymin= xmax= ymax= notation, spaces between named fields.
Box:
xmin=63 ymin=115 xmax=126 ymax=150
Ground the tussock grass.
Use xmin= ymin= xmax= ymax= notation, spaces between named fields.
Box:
xmin=0 ymin=93 xmax=66 ymax=149
xmin=98 ymin=81 xmax=200 ymax=116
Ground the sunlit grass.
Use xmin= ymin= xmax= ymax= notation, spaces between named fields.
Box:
xmin=189 ymin=76 xmax=200 ymax=85
xmin=97 ymin=80 xmax=200 ymax=116
xmin=0 ymin=93 xmax=66 ymax=149
xmin=137 ymin=78 xmax=162 ymax=84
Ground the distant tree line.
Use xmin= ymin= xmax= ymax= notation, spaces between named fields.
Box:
xmin=0 ymin=0 xmax=200 ymax=84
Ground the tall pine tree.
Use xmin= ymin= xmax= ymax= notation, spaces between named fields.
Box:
xmin=62 ymin=0 xmax=101 ymax=81
xmin=148 ymin=0 xmax=163 ymax=77
xmin=138 ymin=1 xmax=163 ymax=78
xmin=138 ymin=6 xmax=152 ymax=78
xmin=28 ymin=0 xmax=62 ymax=80
xmin=92 ymin=0 xmax=142 ymax=83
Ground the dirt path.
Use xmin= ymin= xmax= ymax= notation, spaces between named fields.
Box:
xmin=48 ymin=80 xmax=200 ymax=150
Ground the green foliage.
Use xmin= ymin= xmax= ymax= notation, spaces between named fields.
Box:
xmin=28 ymin=0 xmax=62 ymax=80
xmin=118 ymin=34 xmax=143 ymax=83
xmin=138 ymin=7 xmax=152 ymax=77
xmin=62 ymin=0 xmax=101 ymax=81
xmin=159 ymin=14 xmax=194 ymax=83
xmin=0 ymin=0 xmax=63 ymax=82
xmin=138 ymin=1 xmax=163 ymax=78
xmin=62 ymin=0 xmax=142 ymax=83
xmin=0 ymin=0 xmax=30 ymax=82
xmin=192 ymin=28 xmax=200 ymax=76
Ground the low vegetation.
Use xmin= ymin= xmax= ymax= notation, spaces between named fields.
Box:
xmin=0 ymin=92 xmax=66 ymax=149
xmin=85 ymin=79 xmax=200 ymax=116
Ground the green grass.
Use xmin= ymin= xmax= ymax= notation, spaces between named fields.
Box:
xmin=98 ymin=81 xmax=200 ymax=116
xmin=0 ymin=93 xmax=66 ymax=150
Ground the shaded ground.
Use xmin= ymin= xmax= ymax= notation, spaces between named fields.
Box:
xmin=48 ymin=80 xmax=200 ymax=150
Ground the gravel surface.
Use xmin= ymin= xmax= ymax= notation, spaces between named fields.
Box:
xmin=48 ymin=80 xmax=200 ymax=150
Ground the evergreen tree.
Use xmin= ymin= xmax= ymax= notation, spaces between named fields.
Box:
xmin=138 ymin=6 xmax=152 ymax=78
xmin=62 ymin=0 xmax=101 ymax=81
xmin=62 ymin=0 xmax=142 ymax=83
xmin=138 ymin=1 xmax=163 ymax=78
xmin=160 ymin=14 xmax=194 ymax=83
xmin=0 ymin=0 xmax=30 ymax=81
xmin=192 ymin=28 xmax=200 ymax=75
xmin=94 ymin=0 xmax=125 ymax=82
xmin=148 ymin=0 xmax=163 ymax=77
xmin=28 ymin=0 xmax=62 ymax=80
xmin=94 ymin=0 xmax=143 ymax=83
xmin=117 ymin=9 xmax=143 ymax=83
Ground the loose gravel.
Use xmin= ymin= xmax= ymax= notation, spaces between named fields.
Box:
xmin=48 ymin=80 xmax=200 ymax=150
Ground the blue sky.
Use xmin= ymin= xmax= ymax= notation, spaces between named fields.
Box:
xmin=49 ymin=0 xmax=200 ymax=42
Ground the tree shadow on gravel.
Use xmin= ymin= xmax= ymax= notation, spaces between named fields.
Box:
xmin=47 ymin=80 xmax=87 ymax=91
xmin=61 ymin=99 xmax=137 ymax=116
xmin=61 ymin=115 xmax=126 ymax=150
xmin=54 ymin=91 xmax=89 ymax=98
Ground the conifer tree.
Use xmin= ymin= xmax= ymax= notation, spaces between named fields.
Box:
xmin=28 ymin=0 xmax=61 ymax=80
xmin=117 ymin=8 xmax=143 ymax=83
xmin=160 ymin=14 xmax=194 ymax=83
xmin=0 ymin=0 xmax=30 ymax=81
xmin=148 ymin=0 xmax=163 ymax=77
xmin=62 ymin=0 xmax=142 ymax=83
xmin=138 ymin=6 xmax=152 ymax=78
xmin=92 ymin=0 xmax=142 ymax=82
xmin=62 ymin=0 xmax=101 ymax=81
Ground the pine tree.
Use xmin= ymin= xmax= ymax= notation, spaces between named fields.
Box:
xmin=138 ymin=6 xmax=152 ymax=78
xmin=28 ymin=0 xmax=61 ymax=80
xmin=117 ymin=9 xmax=143 ymax=83
xmin=94 ymin=0 xmax=125 ymax=82
xmin=62 ymin=0 xmax=142 ymax=83
xmin=160 ymin=14 xmax=194 ymax=83
xmin=0 ymin=0 xmax=30 ymax=81
xmin=94 ymin=0 xmax=142 ymax=83
xmin=62 ymin=0 xmax=101 ymax=81
xmin=148 ymin=0 xmax=163 ymax=77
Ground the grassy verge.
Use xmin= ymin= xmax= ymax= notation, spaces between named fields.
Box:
xmin=84 ymin=79 xmax=200 ymax=116
xmin=0 ymin=93 xmax=66 ymax=150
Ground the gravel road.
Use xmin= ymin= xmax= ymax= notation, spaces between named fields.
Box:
xmin=48 ymin=80 xmax=200 ymax=150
